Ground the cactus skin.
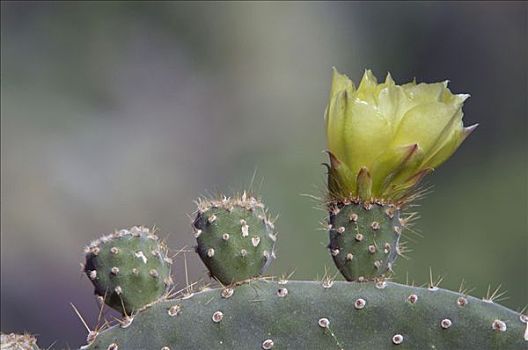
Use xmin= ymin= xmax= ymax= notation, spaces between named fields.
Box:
xmin=82 ymin=279 xmax=526 ymax=349
xmin=83 ymin=226 xmax=173 ymax=315
xmin=328 ymin=200 xmax=403 ymax=281
xmin=193 ymin=194 xmax=277 ymax=285
xmin=1 ymin=333 xmax=39 ymax=350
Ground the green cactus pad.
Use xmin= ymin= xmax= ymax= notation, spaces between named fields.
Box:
xmin=84 ymin=226 xmax=173 ymax=315
xmin=82 ymin=280 xmax=527 ymax=349
xmin=193 ymin=193 xmax=277 ymax=285
xmin=328 ymin=200 xmax=403 ymax=281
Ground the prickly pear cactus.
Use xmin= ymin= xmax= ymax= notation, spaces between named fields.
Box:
xmin=82 ymin=280 xmax=527 ymax=349
xmin=328 ymin=200 xmax=403 ymax=281
xmin=75 ymin=70 xmax=525 ymax=349
xmin=83 ymin=226 xmax=173 ymax=315
xmin=324 ymin=69 xmax=478 ymax=281
xmin=6 ymin=68 xmax=526 ymax=350
xmin=193 ymin=193 xmax=277 ymax=285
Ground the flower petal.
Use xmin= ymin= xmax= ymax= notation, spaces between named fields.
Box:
xmin=356 ymin=69 xmax=379 ymax=103
xmin=423 ymin=123 xmax=478 ymax=169
xmin=370 ymin=143 xmax=420 ymax=195
xmin=326 ymin=92 xmax=349 ymax=163
xmin=393 ymin=102 xmax=461 ymax=155
xmin=342 ymin=99 xmax=392 ymax=176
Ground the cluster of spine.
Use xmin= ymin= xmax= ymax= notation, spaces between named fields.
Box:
xmin=83 ymin=226 xmax=173 ymax=315
xmin=0 ymin=333 xmax=39 ymax=350
xmin=193 ymin=193 xmax=277 ymax=285
xmin=327 ymin=199 xmax=404 ymax=281
xmin=82 ymin=280 xmax=527 ymax=349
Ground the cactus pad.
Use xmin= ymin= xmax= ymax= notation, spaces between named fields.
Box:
xmin=82 ymin=280 xmax=527 ymax=349
xmin=84 ymin=226 xmax=173 ymax=315
xmin=328 ymin=200 xmax=403 ymax=281
xmin=193 ymin=193 xmax=277 ymax=285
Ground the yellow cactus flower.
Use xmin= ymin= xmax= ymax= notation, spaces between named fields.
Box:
xmin=325 ymin=68 xmax=477 ymax=203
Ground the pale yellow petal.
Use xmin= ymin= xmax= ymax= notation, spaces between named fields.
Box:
xmin=326 ymin=91 xmax=348 ymax=163
xmin=356 ymin=69 xmax=379 ymax=103
xmin=342 ymin=99 xmax=392 ymax=175
xmin=393 ymin=102 xmax=460 ymax=155
xmin=329 ymin=67 xmax=355 ymax=99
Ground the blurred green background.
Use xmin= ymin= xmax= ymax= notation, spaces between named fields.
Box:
xmin=1 ymin=1 xmax=526 ymax=348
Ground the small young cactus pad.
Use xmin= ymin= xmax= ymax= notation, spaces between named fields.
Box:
xmin=82 ymin=280 xmax=526 ymax=349
xmin=328 ymin=200 xmax=403 ymax=281
xmin=193 ymin=193 xmax=277 ymax=285
xmin=83 ymin=226 xmax=173 ymax=315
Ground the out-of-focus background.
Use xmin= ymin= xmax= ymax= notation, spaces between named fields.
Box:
xmin=1 ymin=1 xmax=526 ymax=348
